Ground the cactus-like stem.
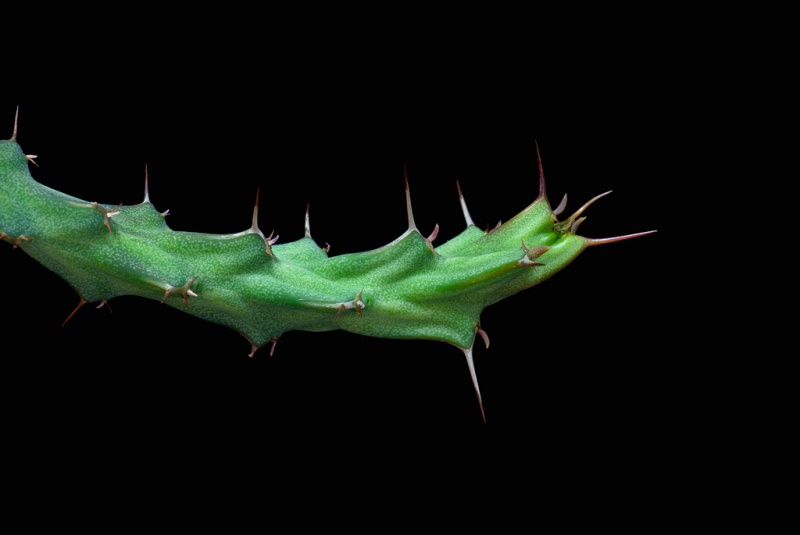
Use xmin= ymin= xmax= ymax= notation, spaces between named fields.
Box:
xmin=1 ymin=110 xmax=656 ymax=421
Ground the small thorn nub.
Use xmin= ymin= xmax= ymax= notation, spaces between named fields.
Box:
xmin=91 ymin=202 xmax=123 ymax=233
xmin=518 ymin=239 xmax=550 ymax=269
xmin=475 ymin=322 xmax=490 ymax=349
xmin=161 ymin=276 xmax=199 ymax=311
xmin=427 ymin=224 xmax=439 ymax=243
xmin=553 ymin=193 xmax=567 ymax=218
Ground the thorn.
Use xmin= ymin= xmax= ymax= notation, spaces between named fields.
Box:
xmin=248 ymin=187 xmax=277 ymax=259
xmin=305 ymin=203 xmax=311 ymax=238
xmin=270 ymin=338 xmax=279 ymax=356
xmin=487 ymin=221 xmax=501 ymax=233
xmin=333 ymin=288 xmax=366 ymax=320
xmin=535 ymin=139 xmax=547 ymax=205
xmin=404 ymin=163 xmax=417 ymax=232
xmin=462 ymin=345 xmax=486 ymax=423
xmin=323 ymin=243 xmax=331 ymax=253
xmin=585 ymin=230 xmax=657 ymax=247
xmin=569 ymin=216 xmax=586 ymax=235
xmin=161 ymin=209 xmax=170 ymax=217
xmin=161 ymin=276 xmax=199 ymax=311
xmin=518 ymin=239 xmax=550 ymax=268
xmin=143 ymin=165 xmax=150 ymax=203
xmin=96 ymin=300 xmax=113 ymax=313
xmin=12 ymin=106 xmax=18 ymax=141
xmin=268 ymin=231 xmax=279 ymax=245
xmin=475 ymin=322 xmax=490 ymax=349
xmin=251 ymin=187 xmax=260 ymax=231
xmin=456 ymin=180 xmax=476 ymax=228
xmin=356 ymin=287 xmax=365 ymax=318
xmin=555 ymin=191 xmax=612 ymax=233
xmin=10 ymin=235 xmax=33 ymax=248
xmin=427 ymin=224 xmax=439 ymax=243
xmin=91 ymin=202 xmax=123 ymax=233
xmin=553 ymin=193 xmax=567 ymax=218
xmin=404 ymin=166 xmax=437 ymax=255
xmin=334 ymin=304 xmax=346 ymax=321
xmin=63 ymin=298 xmax=86 ymax=327
xmin=26 ymin=154 xmax=38 ymax=166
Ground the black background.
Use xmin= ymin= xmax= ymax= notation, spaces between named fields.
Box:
xmin=2 ymin=94 xmax=665 ymax=428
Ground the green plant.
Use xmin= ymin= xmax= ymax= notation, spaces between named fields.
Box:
xmin=1 ymin=107 xmax=656 ymax=422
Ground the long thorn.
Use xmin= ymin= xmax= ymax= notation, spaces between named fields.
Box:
xmin=305 ymin=203 xmax=311 ymax=238
xmin=456 ymin=180 xmax=475 ymax=227
xmin=63 ymin=298 xmax=86 ymax=327
xmin=251 ymin=187 xmax=260 ymax=231
xmin=558 ymin=191 xmax=612 ymax=229
xmin=463 ymin=346 xmax=486 ymax=423
xmin=585 ymin=230 xmax=657 ymax=246
xmin=404 ymin=164 xmax=417 ymax=231
xmin=12 ymin=106 xmax=18 ymax=141
xmin=535 ymin=139 xmax=547 ymax=204
xmin=143 ymin=165 xmax=150 ymax=203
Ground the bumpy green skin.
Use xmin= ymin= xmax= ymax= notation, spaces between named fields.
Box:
xmin=1 ymin=135 xmax=589 ymax=353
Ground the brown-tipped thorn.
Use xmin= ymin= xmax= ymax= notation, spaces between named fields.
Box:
xmin=570 ymin=216 xmax=586 ymax=235
xmin=161 ymin=209 xmax=169 ymax=217
xmin=585 ymin=230 xmax=657 ymax=247
xmin=143 ymin=165 xmax=150 ymax=203
xmin=270 ymin=337 xmax=279 ymax=356
xmin=304 ymin=203 xmax=311 ymax=238
xmin=323 ymin=243 xmax=331 ymax=253
xmin=268 ymin=231 xmax=279 ymax=245
xmin=456 ymin=180 xmax=476 ymax=228
xmin=535 ymin=139 xmax=547 ymax=204
xmin=251 ymin=187 xmax=260 ymax=230
xmin=428 ymin=224 xmax=439 ymax=243
xmin=63 ymin=298 xmax=86 ymax=327
xmin=519 ymin=239 xmax=550 ymax=269
xmin=475 ymin=322 xmax=490 ymax=349
xmin=10 ymin=235 xmax=33 ymax=248
xmin=556 ymin=191 xmax=612 ymax=232
xmin=404 ymin=164 xmax=417 ymax=231
xmin=96 ymin=300 xmax=113 ymax=313
xmin=26 ymin=155 xmax=38 ymax=166
xmin=553 ymin=193 xmax=567 ymax=218
xmin=333 ymin=304 xmax=346 ymax=321
xmin=356 ymin=288 xmax=365 ymax=318
xmin=12 ymin=106 xmax=18 ymax=141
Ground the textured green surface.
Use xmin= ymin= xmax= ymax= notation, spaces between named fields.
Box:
xmin=1 ymin=135 xmax=591 ymax=349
